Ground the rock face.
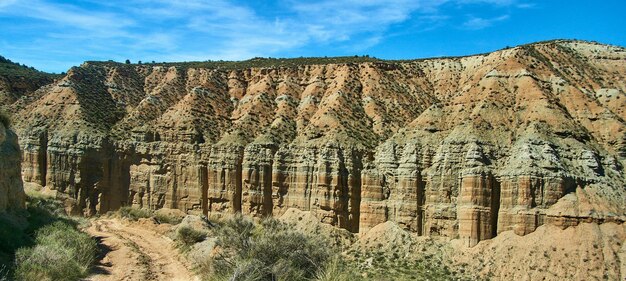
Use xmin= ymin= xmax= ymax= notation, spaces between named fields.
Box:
xmin=7 ymin=40 xmax=626 ymax=246
xmin=0 ymin=120 xmax=25 ymax=211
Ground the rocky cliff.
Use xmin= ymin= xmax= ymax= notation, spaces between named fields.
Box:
xmin=0 ymin=117 xmax=25 ymax=211
xmin=8 ymin=40 xmax=626 ymax=246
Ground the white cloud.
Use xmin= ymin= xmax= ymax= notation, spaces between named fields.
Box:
xmin=462 ymin=15 xmax=510 ymax=30
xmin=516 ymin=3 xmax=536 ymax=8
xmin=0 ymin=0 xmax=16 ymax=9
xmin=0 ymin=0 xmax=132 ymax=36
xmin=289 ymin=0 xmax=431 ymax=39
xmin=0 ymin=0 xmax=527 ymax=71
xmin=456 ymin=0 xmax=516 ymax=5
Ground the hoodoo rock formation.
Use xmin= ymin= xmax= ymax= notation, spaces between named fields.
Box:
xmin=0 ymin=119 xmax=25 ymax=211
xmin=6 ymin=40 xmax=626 ymax=246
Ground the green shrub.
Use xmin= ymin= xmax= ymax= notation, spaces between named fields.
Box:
xmin=0 ymin=193 xmax=92 ymax=280
xmin=0 ymin=215 xmax=28 ymax=269
xmin=15 ymin=244 xmax=83 ymax=281
xmin=204 ymin=215 xmax=334 ymax=281
xmin=34 ymin=222 xmax=97 ymax=267
xmin=315 ymin=257 xmax=358 ymax=281
xmin=14 ymin=221 xmax=96 ymax=281
xmin=0 ymin=195 xmax=73 ymax=276
xmin=176 ymin=226 xmax=207 ymax=247
xmin=118 ymin=206 xmax=152 ymax=221
xmin=154 ymin=212 xmax=183 ymax=225
xmin=24 ymin=196 xmax=69 ymax=232
xmin=214 ymin=214 xmax=255 ymax=255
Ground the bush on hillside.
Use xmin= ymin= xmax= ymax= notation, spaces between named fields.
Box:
xmin=201 ymin=215 xmax=337 ymax=281
xmin=14 ymin=221 xmax=97 ymax=281
xmin=154 ymin=211 xmax=184 ymax=225
xmin=0 ymin=215 xmax=28 ymax=270
xmin=118 ymin=206 xmax=152 ymax=221
xmin=176 ymin=226 xmax=207 ymax=247
xmin=314 ymin=257 xmax=358 ymax=281
xmin=0 ymin=195 xmax=73 ymax=276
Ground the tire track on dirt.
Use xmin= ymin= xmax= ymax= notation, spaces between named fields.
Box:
xmin=85 ymin=219 xmax=197 ymax=281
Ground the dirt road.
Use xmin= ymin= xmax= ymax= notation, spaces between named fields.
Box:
xmin=85 ymin=219 xmax=198 ymax=281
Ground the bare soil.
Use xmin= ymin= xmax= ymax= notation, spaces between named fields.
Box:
xmin=84 ymin=218 xmax=198 ymax=281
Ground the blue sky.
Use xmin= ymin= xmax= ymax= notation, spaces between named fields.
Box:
xmin=0 ymin=0 xmax=624 ymax=73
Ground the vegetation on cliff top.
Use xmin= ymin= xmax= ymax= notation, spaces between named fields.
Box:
xmin=0 ymin=55 xmax=61 ymax=82
xmin=82 ymin=40 xmax=613 ymax=71
xmin=87 ymin=55 xmax=383 ymax=70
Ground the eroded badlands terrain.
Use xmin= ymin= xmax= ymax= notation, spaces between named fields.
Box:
xmin=2 ymin=40 xmax=625 ymax=251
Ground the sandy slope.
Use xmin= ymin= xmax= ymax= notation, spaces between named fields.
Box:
xmin=84 ymin=218 xmax=198 ymax=281
xmin=450 ymin=222 xmax=626 ymax=281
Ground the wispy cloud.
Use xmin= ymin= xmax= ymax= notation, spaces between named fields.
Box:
xmin=456 ymin=0 xmax=516 ymax=5
xmin=288 ymin=0 xmax=436 ymax=43
xmin=516 ymin=3 xmax=536 ymax=8
xmin=0 ymin=0 xmax=17 ymax=8
xmin=462 ymin=15 xmax=510 ymax=30
xmin=0 ymin=0 xmax=527 ymax=72
xmin=0 ymin=0 xmax=132 ymax=37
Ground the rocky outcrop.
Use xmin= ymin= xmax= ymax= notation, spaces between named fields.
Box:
xmin=0 ymin=121 xmax=25 ymax=211
xmin=8 ymin=40 xmax=626 ymax=246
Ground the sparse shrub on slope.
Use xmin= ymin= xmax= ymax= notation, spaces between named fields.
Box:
xmin=87 ymin=55 xmax=382 ymax=71
xmin=176 ymin=226 xmax=207 ymax=247
xmin=118 ymin=206 xmax=152 ymax=221
xmin=197 ymin=215 xmax=352 ymax=281
xmin=0 ymin=55 xmax=61 ymax=97
xmin=314 ymin=257 xmax=359 ymax=281
xmin=154 ymin=211 xmax=184 ymax=225
xmin=0 ymin=215 xmax=28 ymax=270
xmin=14 ymin=221 xmax=97 ymax=281
xmin=119 ymin=206 xmax=185 ymax=224
xmin=0 ymin=194 xmax=83 ymax=279
xmin=154 ymin=212 xmax=182 ymax=224
xmin=0 ymin=194 xmax=96 ymax=281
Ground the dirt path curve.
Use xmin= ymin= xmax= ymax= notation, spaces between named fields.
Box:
xmin=85 ymin=218 xmax=198 ymax=281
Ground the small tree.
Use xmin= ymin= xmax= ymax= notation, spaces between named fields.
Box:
xmin=125 ymin=59 xmax=131 ymax=64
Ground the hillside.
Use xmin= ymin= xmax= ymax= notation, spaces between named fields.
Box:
xmin=5 ymin=40 xmax=626 ymax=249
xmin=0 ymin=56 xmax=61 ymax=106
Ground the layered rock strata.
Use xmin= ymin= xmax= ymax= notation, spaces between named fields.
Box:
xmin=9 ymin=40 xmax=626 ymax=246
xmin=0 ymin=121 xmax=24 ymax=211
